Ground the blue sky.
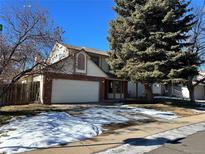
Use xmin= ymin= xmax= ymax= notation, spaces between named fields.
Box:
xmin=39 ymin=0 xmax=115 ymax=51
xmin=0 ymin=0 xmax=204 ymax=51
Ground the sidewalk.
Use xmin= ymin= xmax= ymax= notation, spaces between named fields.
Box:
xmin=23 ymin=113 xmax=205 ymax=154
xmin=147 ymin=130 xmax=205 ymax=154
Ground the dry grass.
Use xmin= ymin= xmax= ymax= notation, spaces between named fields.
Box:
xmin=0 ymin=104 xmax=95 ymax=126
xmin=0 ymin=115 xmax=12 ymax=126
xmin=0 ymin=103 xmax=202 ymax=127
xmin=0 ymin=104 xmax=95 ymax=113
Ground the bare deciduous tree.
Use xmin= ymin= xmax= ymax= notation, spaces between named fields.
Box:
xmin=0 ymin=3 xmax=64 ymax=96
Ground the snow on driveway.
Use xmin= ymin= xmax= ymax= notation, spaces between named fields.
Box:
xmin=0 ymin=106 xmax=177 ymax=153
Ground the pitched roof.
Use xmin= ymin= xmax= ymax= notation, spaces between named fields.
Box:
xmin=63 ymin=44 xmax=109 ymax=56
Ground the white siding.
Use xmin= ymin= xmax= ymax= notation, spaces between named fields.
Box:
xmin=20 ymin=76 xmax=33 ymax=84
xmin=47 ymin=56 xmax=74 ymax=74
xmin=55 ymin=57 xmax=74 ymax=74
xmin=128 ymin=82 xmax=137 ymax=98
xmin=101 ymin=56 xmax=109 ymax=73
xmin=48 ymin=43 xmax=70 ymax=64
xmin=182 ymin=85 xmax=205 ymax=100
xmin=60 ymin=57 xmax=74 ymax=73
xmin=152 ymin=83 xmax=162 ymax=95
xmin=182 ymin=87 xmax=190 ymax=99
xmin=51 ymin=79 xmax=100 ymax=103
xmin=87 ymin=58 xmax=108 ymax=77
xmin=33 ymin=75 xmax=44 ymax=103
xmin=138 ymin=82 xmax=145 ymax=97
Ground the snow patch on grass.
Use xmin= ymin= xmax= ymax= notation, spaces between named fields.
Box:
xmin=81 ymin=107 xmax=150 ymax=126
xmin=0 ymin=112 xmax=101 ymax=154
xmin=121 ymin=105 xmax=177 ymax=120
xmin=0 ymin=106 xmax=177 ymax=153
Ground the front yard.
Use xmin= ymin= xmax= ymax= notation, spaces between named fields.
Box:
xmin=0 ymin=103 xmax=203 ymax=153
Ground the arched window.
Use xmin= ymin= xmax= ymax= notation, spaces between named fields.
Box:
xmin=77 ymin=53 xmax=85 ymax=70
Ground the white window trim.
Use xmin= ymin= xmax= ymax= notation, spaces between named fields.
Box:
xmin=76 ymin=52 xmax=87 ymax=74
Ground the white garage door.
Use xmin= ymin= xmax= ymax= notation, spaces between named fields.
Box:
xmin=51 ymin=79 xmax=100 ymax=103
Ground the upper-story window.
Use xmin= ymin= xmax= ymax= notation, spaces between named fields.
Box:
xmin=77 ymin=53 xmax=86 ymax=70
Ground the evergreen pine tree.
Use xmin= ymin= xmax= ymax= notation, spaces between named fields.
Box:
xmin=108 ymin=0 xmax=196 ymax=100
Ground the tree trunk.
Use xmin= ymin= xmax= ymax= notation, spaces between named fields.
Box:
xmin=144 ymin=83 xmax=153 ymax=101
xmin=187 ymin=76 xmax=195 ymax=102
xmin=187 ymin=85 xmax=195 ymax=102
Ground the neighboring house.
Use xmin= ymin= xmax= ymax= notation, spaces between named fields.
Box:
xmin=21 ymin=42 xmax=133 ymax=104
xmin=131 ymin=72 xmax=205 ymax=100
xmin=167 ymin=72 xmax=205 ymax=100
xmin=128 ymin=82 xmax=163 ymax=98
xmin=128 ymin=76 xmax=205 ymax=100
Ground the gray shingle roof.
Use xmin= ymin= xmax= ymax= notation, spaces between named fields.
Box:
xmin=63 ymin=44 xmax=109 ymax=56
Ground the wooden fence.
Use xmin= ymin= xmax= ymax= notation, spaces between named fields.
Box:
xmin=0 ymin=82 xmax=40 ymax=106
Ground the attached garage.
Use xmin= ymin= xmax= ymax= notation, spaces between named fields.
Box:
xmin=51 ymin=79 xmax=100 ymax=103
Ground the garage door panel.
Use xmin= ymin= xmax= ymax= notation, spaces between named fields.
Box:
xmin=51 ymin=79 xmax=99 ymax=103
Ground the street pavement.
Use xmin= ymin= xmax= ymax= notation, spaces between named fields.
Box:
xmin=147 ymin=131 xmax=205 ymax=154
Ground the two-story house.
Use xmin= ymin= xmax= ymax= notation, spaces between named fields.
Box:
xmin=25 ymin=42 xmax=204 ymax=104
xmin=25 ymin=42 xmax=130 ymax=104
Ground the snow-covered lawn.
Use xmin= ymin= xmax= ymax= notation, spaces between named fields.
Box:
xmin=0 ymin=106 xmax=177 ymax=153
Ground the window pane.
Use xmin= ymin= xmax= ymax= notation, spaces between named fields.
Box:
xmin=116 ymin=81 xmax=122 ymax=93
xmin=108 ymin=81 xmax=113 ymax=93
